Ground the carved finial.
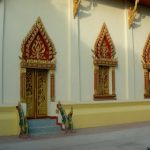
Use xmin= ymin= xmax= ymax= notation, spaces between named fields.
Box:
xmin=128 ymin=0 xmax=139 ymax=28
xmin=93 ymin=23 xmax=116 ymax=60
xmin=142 ymin=32 xmax=150 ymax=64
xmin=73 ymin=0 xmax=81 ymax=18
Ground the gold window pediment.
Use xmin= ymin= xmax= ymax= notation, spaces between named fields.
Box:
xmin=20 ymin=17 xmax=56 ymax=69
xmin=92 ymin=23 xmax=118 ymax=100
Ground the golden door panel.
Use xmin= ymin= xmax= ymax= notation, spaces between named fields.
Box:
xmin=26 ymin=68 xmax=48 ymax=118
xmin=36 ymin=69 xmax=47 ymax=117
xmin=26 ymin=69 xmax=35 ymax=118
xmin=99 ymin=66 xmax=109 ymax=95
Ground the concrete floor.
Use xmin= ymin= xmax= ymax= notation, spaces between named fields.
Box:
xmin=0 ymin=122 xmax=150 ymax=150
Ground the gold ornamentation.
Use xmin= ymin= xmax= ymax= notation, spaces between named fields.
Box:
xmin=93 ymin=58 xmax=117 ymax=67
xmin=26 ymin=69 xmax=34 ymax=117
xmin=73 ymin=0 xmax=81 ymax=18
xmin=142 ymin=33 xmax=150 ymax=98
xmin=99 ymin=66 xmax=109 ymax=95
xmin=112 ymin=67 xmax=116 ymax=95
xmin=20 ymin=68 xmax=26 ymax=102
xmin=128 ymin=0 xmax=139 ymax=28
xmin=20 ymin=17 xmax=57 ymax=117
xmin=92 ymin=23 xmax=118 ymax=100
xmin=50 ymin=70 xmax=55 ymax=102
xmin=31 ymin=35 xmax=46 ymax=59
xmin=20 ymin=59 xmax=56 ymax=69
xmin=26 ymin=69 xmax=47 ymax=118
xmin=21 ymin=17 xmax=56 ymax=67
xmin=92 ymin=23 xmax=117 ymax=64
xmin=142 ymin=33 xmax=150 ymax=65
xmin=20 ymin=68 xmax=26 ymax=74
xmin=36 ymin=70 xmax=47 ymax=117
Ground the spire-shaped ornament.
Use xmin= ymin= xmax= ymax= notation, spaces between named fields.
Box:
xmin=128 ymin=0 xmax=139 ymax=28
xmin=92 ymin=23 xmax=118 ymax=100
xmin=73 ymin=0 xmax=81 ymax=18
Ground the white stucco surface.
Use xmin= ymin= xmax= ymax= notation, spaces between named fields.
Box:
xmin=0 ymin=0 xmax=150 ymax=104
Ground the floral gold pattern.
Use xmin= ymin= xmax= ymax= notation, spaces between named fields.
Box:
xmin=26 ymin=69 xmax=47 ymax=118
xmin=128 ymin=0 xmax=139 ymax=28
xmin=20 ymin=17 xmax=57 ymax=118
xmin=92 ymin=23 xmax=118 ymax=100
xmin=142 ymin=33 xmax=150 ymax=65
xmin=99 ymin=66 xmax=109 ymax=95
xmin=142 ymin=33 xmax=150 ymax=98
xmin=26 ymin=69 xmax=34 ymax=117
xmin=36 ymin=70 xmax=48 ymax=117
xmin=20 ymin=17 xmax=56 ymax=69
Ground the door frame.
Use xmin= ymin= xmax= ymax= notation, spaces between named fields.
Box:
xmin=19 ymin=18 xmax=57 ymax=118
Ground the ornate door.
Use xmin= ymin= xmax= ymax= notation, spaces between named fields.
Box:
xmin=26 ymin=68 xmax=48 ymax=118
xmin=99 ymin=66 xmax=109 ymax=95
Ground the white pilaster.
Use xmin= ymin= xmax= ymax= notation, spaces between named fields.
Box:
xmin=124 ymin=0 xmax=135 ymax=100
xmin=68 ymin=0 xmax=81 ymax=101
xmin=0 ymin=0 xmax=4 ymax=104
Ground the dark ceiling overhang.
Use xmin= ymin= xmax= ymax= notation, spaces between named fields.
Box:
xmin=130 ymin=0 xmax=150 ymax=7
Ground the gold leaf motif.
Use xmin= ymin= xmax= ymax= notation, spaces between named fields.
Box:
xmin=31 ymin=35 xmax=46 ymax=59
xmin=21 ymin=17 xmax=56 ymax=63
xmin=128 ymin=0 xmax=139 ymax=28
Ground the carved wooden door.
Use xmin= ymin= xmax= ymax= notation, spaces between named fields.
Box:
xmin=26 ymin=68 xmax=48 ymax=118
xmin=99 ymin=66 xmax=109 ymax=95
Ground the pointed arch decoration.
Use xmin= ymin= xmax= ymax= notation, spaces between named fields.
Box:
xmin=20 ymin=17 xmax=56 ymax=102
xmin=142 ymin=33 xmax=150 ymax=98
xmin=73 ymin=0 xmax=81 ymax=18
xmin=92 ymin=23 xmax=118 ymax=100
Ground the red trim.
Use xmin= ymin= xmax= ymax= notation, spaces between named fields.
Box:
xmin=23 ymin=29 xmax=54 ymax=61
xmin=46 ymin=116 xmax=63 ymax=130
xmin=48 ymin=116 xmax=62 ymax=126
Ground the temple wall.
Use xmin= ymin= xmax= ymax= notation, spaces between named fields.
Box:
xmin=2 ymin=0 xmax=70 ymax=104
xmin=132 ymin=6 xmax=150 ymax=100
xmin=79 ymin=0 xmax=126 ymax=101
xmin=0 ymin=0 xmax=150 ymax=104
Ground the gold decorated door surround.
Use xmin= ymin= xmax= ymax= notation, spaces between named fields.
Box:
xmin=20 ymin=17 xmax=56 ymax=118
xmin=92 ymin=23 xmax=118 ymax=100
xmin=26 ymin=68 xmax=48 ymax=118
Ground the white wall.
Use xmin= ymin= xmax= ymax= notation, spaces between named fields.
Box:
xmin=0 ymin=0 xmax=150 ymax=104
xmin=3 ymin=0 xmax=69 ymax=104
xmin=77 ymin=0 xmax=150 ymax=101
xmin=79 ymin=0 xmax=126 ymax=101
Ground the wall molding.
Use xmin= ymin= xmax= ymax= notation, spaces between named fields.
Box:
xmin=0 ymin=0 xmax=4 ymax=103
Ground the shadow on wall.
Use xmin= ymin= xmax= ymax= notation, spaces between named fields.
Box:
xmin=49 ymin=0 xmax=95 ymax=101
xmin=79 ymin=0 xmax=149 ymax=29
xmin=132 ymin=5 xmax=149 ymax=29
xmin=78 ymin=0 xmax=125 ymax=19
xmin=81 ymin=0 xmax=125 ymax=9
xmin=48 ymin=0 xmax=94 ymax=101
xmin=42 ymin=0 xmax=150 ymax=101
